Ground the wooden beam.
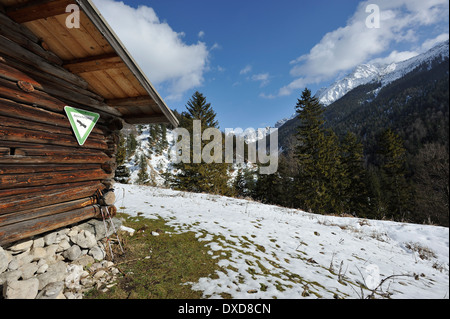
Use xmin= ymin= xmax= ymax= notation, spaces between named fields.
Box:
xmin=0 ymin=167 xmax=109 ymax=189
xmin=0 ymin=197 xmax=97 ymax=227
xmin=0 ymin=124 xmax=108 ymax=150
xmin=0 ymin=179 xmax=101 ymax=199
xmin=0 ymin=12 xmax=63 ymax=65
xmin=63 ymin=53 xmax=124 ymax=74
xmin=123 ymin=114 xmax=169 ymax=125
xmin=106 ymin=95 xmax=157 ymax=107
xmin=0 ymin=205 xmax=102 ymax=246
xmin=5 ymin=0 xmax=75 ymax=24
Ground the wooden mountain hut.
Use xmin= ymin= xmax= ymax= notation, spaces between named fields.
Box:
xmin=0 ymin=0 xmax=178 ymax=245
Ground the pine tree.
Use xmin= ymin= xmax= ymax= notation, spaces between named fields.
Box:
xmin=136 ymin=153 xmax=149 ymax=185
xmin=339 ymin=132 xmax=369 ymax=216
xmin=172 ymin=91 xmax=230 ymax=195
xmin=294 ymin=88 xmax=340 ymax=214
xmin=114 ymin=132 xmax=131 ymax=184
xmin=126 ymin=133 xmax=138 ymax=158
xmin=233 ymin=169 xmax=246 ymax=197
xmin=115 ymin=132 xmax=127 ymax=166
xmin=114 ymin=165 xmax=131 ymax=184
xmin=376 ymin=129 xmax=412 ymax=221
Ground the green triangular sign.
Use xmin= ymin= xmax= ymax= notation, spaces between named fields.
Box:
xmin=64 ymin=106 xmax=100 ymax=146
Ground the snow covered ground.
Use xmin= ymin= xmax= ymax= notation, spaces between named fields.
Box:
xmin=114 ymin=183 xmax=449 ymax=299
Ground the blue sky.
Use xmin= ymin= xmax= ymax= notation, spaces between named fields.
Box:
xmin=93 ymin=0 xmax=449 ymax=130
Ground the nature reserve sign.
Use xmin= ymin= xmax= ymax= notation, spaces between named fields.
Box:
xmin=64 ymin=106 xmax=100 ymax=146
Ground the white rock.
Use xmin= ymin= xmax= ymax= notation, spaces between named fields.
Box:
xmin=57 ymin=239 xmax=71 ymax=252
xmin=8 ymin=240 xmax=33 ymax=253
xmin=37 ymin=263 xmax=49 ymax=274
xmin=30 ymin=247 xmax=47 ymax=261
xmin=73 ymin=230 xmax=97 ymax=249
xmin=3 ymin=278 xmax=39 ymax=299
xmin=93 ymin=270 xmax=106 ymax=279
xmin=20 ymin=262 xmax=39 ymax=280
xmin=89 ymin=246 xmax=105 ymax=261
xmin=65 ymin=264 xmax=84 ymax=290
xmin=0 ymin=270 xmax=22 ymax=285
xmin=37 ymin=261 xmax=67 ymax=290
xmin=33 ymin=238 xmax=45 ymax=248
xmin=63 ymin=245 xmax=82 ymax=261
xmin=44 ymin=232 xmax=57 ymax=246
xmin=36 ymin=281 xmax=65 ymax=299
xmin=8 ymin=259 xmax=19 ymax=271
xmin=0 ymin=246 xmax=10 ymax=273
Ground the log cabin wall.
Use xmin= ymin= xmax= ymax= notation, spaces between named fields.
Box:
xmin=0 ymin=7 xmax=121 ymax=246
xmin=0 ymin=0 xmax=178 ymax=246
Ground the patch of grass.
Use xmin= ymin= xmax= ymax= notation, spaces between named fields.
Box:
xmin=405 ymin=242 xmax=437 ymax=260
xmin=85 ymin=213 xmax=222 ymax=299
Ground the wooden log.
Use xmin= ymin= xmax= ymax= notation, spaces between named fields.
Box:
xmin=0 ymin=115 xmax=106 ymax=141
xmin=0 ymin=96 xmax=106 ymax=136
xmin=0 ymin=168 xmax=110 ymax=189
xmin=0 ymin=34 xmax=88 ymax=89
xmin=0 ymin=152 xmax=111 ymax=165
xmin=0 ymin=15 xmax=62 ymax=65
xmin=0 ymin=179 xmax=101 ymax=200
xmin=0 ymin=140 xmax=113 ymax=156
xmin=0 ymin=163 xmax=100 ymax=174
xmin=0 ymin=205 xmax=102 ymax=246
xmin=63 ymin=53 xmax=123 ymax=74
xmin=0 ymin=146 xmax=8 ymax=155
xmin=0 ymin=66 xmax=121 ymax=121
xmin=107 ymin=205 xmax=117 ymax=217
xmin=0 ymin=11 xmax=40 ymax=44
xmin=0 ymin=60 xmax=105 ymax=104
xmin=5 ymin=0 xmax=75 ymax=24
xmin=0 ymin=124 xmax=108 ymax=150
xmin=14 ymin=147 xmax=109 ymax=158
xmin=0 ymin=76 xmax=65 ymax=113
xmin=0 ymin=197 xmax=97 ymax=227
xmin=0 ymin=181 xmax=103 ymax=214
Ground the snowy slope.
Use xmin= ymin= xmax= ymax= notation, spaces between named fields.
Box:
xmin=115 ymin=184 xmax=449 ymax=299
xmin=318 ymin=40 xmax=449 ymax=106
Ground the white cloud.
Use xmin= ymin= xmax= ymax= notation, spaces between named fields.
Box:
xmin=251 ymin=73 xmax=270 ymax=87
xmin=421 ymin=33 xmax=449 ymax=51
xmin=198 ymin=31 xmax=205 ymax=38
xmin=259 ymin=93 xmax=276 ymax=99
xmin=240 ymin=65 xmax=252 ymax=75
xmin=370 ymin=50 xmax=419 ymax=65
xmin=280 ymin=0 xmax=449 ymax=96
xmin=210 ymin=43 xmax=221 ymax=51
xmin=93 ymin=0 xmax=209 ymax=100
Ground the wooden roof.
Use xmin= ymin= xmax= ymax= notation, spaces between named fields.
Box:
xmin=0 ymin=0 xmax=179 ymax=126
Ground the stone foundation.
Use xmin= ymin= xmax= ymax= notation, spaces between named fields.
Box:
xmin=0 ymin=218 xmax=128 ymax=299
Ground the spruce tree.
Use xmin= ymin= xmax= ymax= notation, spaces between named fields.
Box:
xmin=339 ymin=132 xmax=368 ymax=216
xmin=114 ymin=132 xmax=131 ymax=184
xmin=136 ymin=153 xmax=149 ymax=185
xmin=172 ymin=91 xmax=230 ymax=195
xmin=294 ymin=88 xmax=340 ymax=214
xmin=376 ymin=129 xmax=412 ymax=221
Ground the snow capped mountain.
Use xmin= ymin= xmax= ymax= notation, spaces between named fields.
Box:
xmin=317 ymin=40 xmax=449 ymax=106
xmin=318 ymin=64 xmax=381 ymax=106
